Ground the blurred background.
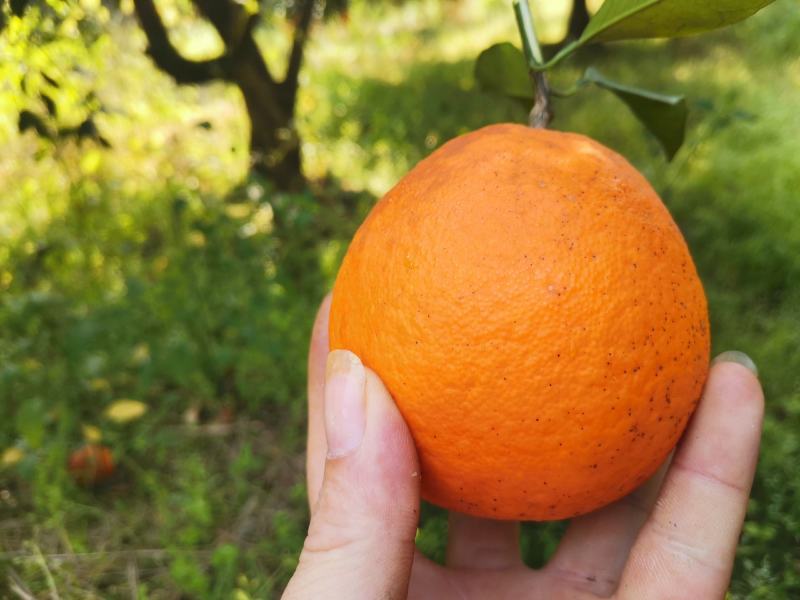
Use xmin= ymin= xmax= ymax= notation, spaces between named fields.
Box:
xmin=0 ymin=0 xmax=798 ymax=597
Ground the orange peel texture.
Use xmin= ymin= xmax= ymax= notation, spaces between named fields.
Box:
xmin=330 ymin=124 xmax=710 ymax=520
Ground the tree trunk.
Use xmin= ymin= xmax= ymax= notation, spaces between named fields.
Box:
xmin=219 ymin=13 xmax=307 ymax=191
xmin=236 ymin=64 xmax=303 ymax=191
xmin=232 ymin=41 xmax=305 ymax=191
xmin=243 ymin=93 xmax=303 ymax=191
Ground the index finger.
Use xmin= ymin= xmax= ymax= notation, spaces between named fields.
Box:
xmin=618 ymin=355 xmax=764 ymax=599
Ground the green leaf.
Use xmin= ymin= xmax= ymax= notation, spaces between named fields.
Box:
xmin=474 ymin=43 xmax=533 ymax=101
xmin=580 ymin=0 xmax=775 ymax=43
xmin=583 ymin=68 xmax=687 ymax=159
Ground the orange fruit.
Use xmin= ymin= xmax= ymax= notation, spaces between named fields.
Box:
xmin=329 ymin=124 xmax=709 ymax=520
xmin=68 ymin=444 xmax=115 ymax=486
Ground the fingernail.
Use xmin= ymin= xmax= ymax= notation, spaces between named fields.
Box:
xmin=712 ymin=350 xmax=758 ymax=377
xmin=324 ymin=350 xmax=367 ymax=458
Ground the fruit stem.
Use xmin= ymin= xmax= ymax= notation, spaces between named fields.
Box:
xmin=513 ymin=0 xmax=552 ymax=128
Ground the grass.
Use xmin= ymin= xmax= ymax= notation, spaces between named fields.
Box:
xmin=1 ymin=0 xmax=799 ymax=597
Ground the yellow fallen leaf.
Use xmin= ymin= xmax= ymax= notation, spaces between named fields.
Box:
xmin=2 ymin=447 xmax=23 ymax=467
xmin=105 ymin=399 xmax=148 ymax=423
xmin=82 ymin=424 xmax=103 ymax=443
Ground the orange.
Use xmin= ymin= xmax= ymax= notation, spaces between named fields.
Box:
xmin=329 ymin=124 xmax=710 ymax=520
xmin=68 ymin=444 xmax=115 ymax=486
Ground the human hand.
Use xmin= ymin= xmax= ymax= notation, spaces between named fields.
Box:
xmin=282 ymin=295 xmax=763 ymax=599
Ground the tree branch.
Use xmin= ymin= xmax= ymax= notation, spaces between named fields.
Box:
xmin=191 ymin=0 xmax=277 ymax=87
xmin=514 ymin=0 xmax=553 ymax=128
xmin=190 ymin=0 xmax=290 ymax=126
xmin=133 ymin=0 xmax=230 ymax=84
xmin=530 ymin=71 xmax=552 ymax=128
xmin=283 ymin=0 xmax=317 ymax=99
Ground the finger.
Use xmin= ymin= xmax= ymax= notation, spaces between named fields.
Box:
xmin=408 ymin=550 xmax=453 ymax=599
xmin=306 ymin=293 xmax=332 ymax=511
xmin=284 ymin=353 xmax=421 ymax=599
xmin=618 ymin=357 xmax=764 ymax=599
xmin=410 ymin=549 xmax=542 ymax=599
xmin=446 ymin=512 xmax=523 ymax=569
xmin=546 ymin=456 xmax=671 ymax=597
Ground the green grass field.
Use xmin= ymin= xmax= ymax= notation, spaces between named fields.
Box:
xmin=1 ymin=0 xmax=798 ymax=597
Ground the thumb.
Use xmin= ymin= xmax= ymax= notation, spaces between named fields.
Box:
xmin=283 ymin=350 xmax=421 ymax=599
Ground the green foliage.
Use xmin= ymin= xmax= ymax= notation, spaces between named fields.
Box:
xmin=474 ymin=43 xmax=687 ymax=158
xmin=477 ymin=0 xmax=776 ymax=158
xmin=415 ymin=503 xmax=448 ymax=563
xmin=580 ymin=0 xmax=776 ymax=43
xmin=475 ymin=42 xmax=534 ymax=101
xmin=2 ymin=0 xmax=111 ymax=147
xmin=0 ymin=153 xmax=358 ymax=595
xmin=582 ymin=66 xmax=687 ymax=159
